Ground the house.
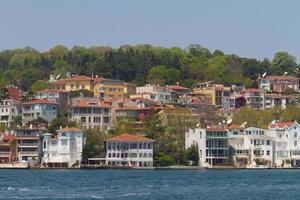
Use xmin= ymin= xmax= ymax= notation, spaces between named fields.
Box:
xmin=133 ymin=84 xmax=172 ymax=104
xmin=185 ymin=127 xmax=230 ymax=167
xmin=93 ymin=78 xmax=136 ymax=99
xmin=268 ymin=121 xmax=300 ymax=167
xmin=259 ymin=75 xmax=299 ymax=93
xmin=21 ymin=99 xmax=58 ymax=126
xmin=193 ymin=82 xmax=231 ymax=109
xmin=42 ymin=127 xmax=83 ymax=168
xmin=35 ymin=89 xmax=69 ymax=109
xmin=167 ymin=85 xmax=191 ymax=102
xmin=244 ymin=88 xmax=265 ymax=110
xmin=50 ymin=75 xmax=94 ymax=92
xmin=14 ymin=128 xmax=43 ymax=166
xmin=0 ymin=99 xmax=21 ymax=127
xmin=69 ymin=97 xmax=112 ymax=130
xmin=105 ymin=133 xmax=154 ymax=167
xmin=0 ymin=133 xmax=17 ymax=164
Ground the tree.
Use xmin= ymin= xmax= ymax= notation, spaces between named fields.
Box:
xmin=184 ymin=144 xmax=199 ymax=166
xmin=69 ymin=89 xmax=94 ymax=99
xmin=48 ymin=109 xmax=77 ymax=133
xmin=0 ymin=88 xmax=10 ymax=101
xmin=30 ymin=80 xmax=50 ymax=92
xmin=82 ymin=129 xmax=107 ymax=162
xmin=271 ymin=52 xmax=298 ymax=75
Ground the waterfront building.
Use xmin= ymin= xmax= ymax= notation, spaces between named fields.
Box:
xmin=133 ymin=84 xmax=172 ymax=104
xmin=35 ymin=89 xmax=69 ymax=109
xmin=69 ymin=97 xmax=112 ymax=130
xmin=0 ymin=99 xmax=21 ymax=128
xmin=268 ymin=121 xmax=300 ymax=167
xmin=186 ymin=121 xmax=300 ymax=168
xmin=14 ymin=128 xmax=43 ymax=166
xmin=105 ymin=133 xmax=154 ymax=167
xmin=42 ymin=127 xmax=83 ymax=168
xmin=21 ymin=99 xmax=58 ymax=126
xmin=0 ymin=133 xmax=17 ymax=164
xmin=259 ymin=75 xmax=299 ymax=93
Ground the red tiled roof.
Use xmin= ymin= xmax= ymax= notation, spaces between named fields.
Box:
xmin=116 ymin=106 xmax=150 ymax=111
xmin=58 ymin=127 xmax=82 ymax=132
xmin=107 ymin=133 xmax=154 ymax=142
xmin=260 ymin=75 xmax=299 ymax=81
xmin=0 ymin=133 xmax=15 ymax=143
xmin=130 ymin=97 xmax=155 ymax=103
xmin=8 ymin=87 xmax=22 ymax=100
xmin=269 ymin=121 xmax=295 ymax=129
xmin=22 ymin=99 xmax=58 ymax=105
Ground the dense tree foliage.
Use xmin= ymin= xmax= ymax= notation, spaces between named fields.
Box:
xmin=0 ymin=45 xmax=298 ymax=90
xmin=232 ymin=106 xmax=300 ymax=129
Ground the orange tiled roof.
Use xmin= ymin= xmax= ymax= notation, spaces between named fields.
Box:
xmin=226 ymin=124 xmax=242 ymax=129
xmin=22 ymin=99 xmax=58 ymax=105
xmin=58 ymin=127 xmax=82 ymax=132
xmin=65 ymin=75 xmax=92 ymax=81
xmin=245 ymin=88 xmax=264 ymax=93
xmin=167 ymin=85 xmax=190 ymax=91
xmin=206 ymin=127 xmax=227 ymax=132
xmin=269 ymin=121 xmax=295 ymax=129
xmin=51 ymin=79 xmax=66 ymax=84
xmin=107 ymin=133 xmax=154 ymax=142
xmin=71 ymin=99 xmax=111 ymax=108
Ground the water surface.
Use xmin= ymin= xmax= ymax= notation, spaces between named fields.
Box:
xmin=0 ymin=169 xmax=299 ymax=199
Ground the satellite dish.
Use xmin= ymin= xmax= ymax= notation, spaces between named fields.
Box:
xmin=196 ymin=122 xmax=200 ymax=127
xmin=56 ymin=74 xmax=61 ymax=79
xmin=284 ymin=72 xmax=288 ymax=76
xmin=262 ymin=72 xmax=267 ymax=78
xmin=227 ymin=119 xmax=232 ymax=124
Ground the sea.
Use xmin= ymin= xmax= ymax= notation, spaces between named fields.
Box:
xmin=0 ymin=169 xmax=300 ymax=200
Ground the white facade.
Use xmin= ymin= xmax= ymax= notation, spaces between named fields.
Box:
xmin=105 ymin=133 xmax=154 ymax=167
xmin=0 ymin=99 xmax=21 ymax=127
xmin=135 ymin=84 xmax=171 ymax=103
xmin=42 ymin=128 xmax=83 ymax=167
xmin=186 ymin=122 xmax=300 ymax=168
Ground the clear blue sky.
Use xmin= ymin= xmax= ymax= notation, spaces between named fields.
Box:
xmin=1 ymin=0 xmax=300 ymax=60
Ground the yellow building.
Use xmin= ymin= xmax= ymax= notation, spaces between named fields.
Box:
xmin=50 ymin=75 xmax=94 ymax=92
xmin=193 ymin=81 xmax=231 ymax=108
xmin=93 ymin=79 xmax=136 ymax=99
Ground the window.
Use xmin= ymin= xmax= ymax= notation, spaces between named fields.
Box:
xmin=295 ymin=132 xmax=297 ymax=138
xmin=61 ymin=140 xmax=68 ymax=146
xmin=61 ymin=132 xmax=66 ymax=137
xmin=266 ymin=140 xmax=270 ymax=145
xmin=108 ymin=153 xmax=111 ymax=158
xmin=43 ymin=142 xmax=46 ymax=149
xmin=294 ymin=140 xmax=298 ymax=147
xmin=267 ymin=150 xmax=270 ymax=155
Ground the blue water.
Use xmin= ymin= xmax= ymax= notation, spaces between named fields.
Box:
xmin=0 ymin=169 xmax=300 ymax=199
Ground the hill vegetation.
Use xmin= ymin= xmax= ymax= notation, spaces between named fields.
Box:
xmin=0 ymin=44 xmax=298 ymax=91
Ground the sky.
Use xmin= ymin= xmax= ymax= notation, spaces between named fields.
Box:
xmin=1 ymin=0 xmax=300 ymax=60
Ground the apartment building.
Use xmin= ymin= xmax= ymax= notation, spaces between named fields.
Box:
xmin=0 ymin=99 xmax=21 ymax=127
xmin=69 ymin=97 xmax=112 ymax=130
xmin=35 ymin=89 xmax=69 ymax=109
xmin=259 ymin=75 xmax=299 ymax=93
xmin=244 ymin=88 xmax=265 ymax=110
xmin=0 ymin=133 xmax=17 ymax=164
xmin=21 ymin=99 xmax=58 ymax=125
xmin=133 ymin=84 xmax=172 ymax=104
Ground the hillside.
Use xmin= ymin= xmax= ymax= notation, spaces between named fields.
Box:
xmin=0 ymin=44 xmax=298 ymax=91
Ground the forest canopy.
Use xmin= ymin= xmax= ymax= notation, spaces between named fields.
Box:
xmin=0 ymin=44 xmax=298 ymax=91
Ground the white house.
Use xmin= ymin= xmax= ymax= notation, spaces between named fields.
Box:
xmin=105 ymin=133 xmax=154 ymax=167
xmin=42 ymin=127 xmax=83 ymax=168
xmin=133 ymin=84 xmax=172 ymax=104
xmin=268 ymin=121 xmax=300 ymax=167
